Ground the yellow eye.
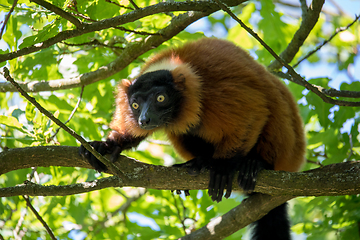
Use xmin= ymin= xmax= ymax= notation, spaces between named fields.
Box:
xmin=132 ymin=102 xmax=139 ymax=109
xmin=157 ymin=95 xmax=165 ymax=102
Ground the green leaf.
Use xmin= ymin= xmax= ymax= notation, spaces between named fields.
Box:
xmin=333 ymin=106 xmax=355 ymax=129
xmin=228 ymin=3 xmax=256 ymax=50
xmin=306 ymin=94 xmax=332 ymax=128
xmin=0 ymin=115 xmax=25 ymax=133
xmin=257 ymin=0 xmax=292 ymax=64
xmin=2 ymin=14 xmax=22 ymax=51
xmin=19 ymin=20 xmax=60 ymax=49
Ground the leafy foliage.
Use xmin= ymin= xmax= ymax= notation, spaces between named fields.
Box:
xmin=0 ymin=0 xmax=359 ymax=239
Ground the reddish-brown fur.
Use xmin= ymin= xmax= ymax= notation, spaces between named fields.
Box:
xmin=111 ymin=38 xmax=305 ymax=172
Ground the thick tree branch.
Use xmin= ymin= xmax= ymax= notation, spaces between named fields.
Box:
xmin=2 ymin=146 xmax=359 ymax=240
xmin=1 ymin=146 xmax=360 ymax=198
xmin=180 ymin=194 xmax=293 ymax=240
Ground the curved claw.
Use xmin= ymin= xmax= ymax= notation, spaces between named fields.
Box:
xmin=207 ymin=150 xmax=270 ymax=202
xmin=173 ymin=153 xmax=268 ymax=202
xmin=237 ymin=149 xmax=273 ymax=192
xmin=79 ymin=140 xmax=120 ymax=172
xmin=208 ymin=169 xmax=234 ymax=202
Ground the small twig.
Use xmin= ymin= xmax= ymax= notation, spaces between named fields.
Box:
xmin=30 ymin=0 xmax=84 ymax=28
xmin=23 ymin=195 xmax=57 ymax=240
xmin=214 ymin=0 xmax=292 ymax=69
xmin=63 ymin=86 xmax=84 ymax=125
xmin=67 ymin=2 xmax=97 ymax=23
xmin=1 ymin=67 xmax=127 ymax=179
xmin=293 ymin=15 xmax=360 ymax=68
xmin=129 ymin=0 xmax=139 ymax=10
xmin=113 ymin=26 xmax=161 ymax=36
xmin=62 ymin=39 xmax=124 ymax=49
xmin=0 ymin=0 xmax=18 ymax=39
xmin=105 ymin=0 xmax=134 ymax=10
xmin=306 ymin=159 xmax=323 ymax=166
xmin=70 ymin=12 xmax=96 ymax=22
xmin=49 ymin=86 xmax=84 ymax=141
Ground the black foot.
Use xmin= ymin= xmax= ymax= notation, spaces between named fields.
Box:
xmin=173 ymin=157 xmax=209 ymax=176
xmin=174 ymin=156 xmax=238 ymax=202
xmin=207 ymin=152 xmax=269 ymax=202
xmin=207 ymin=157 xmax=239 ymax=202
xmin=173 ymin=149 xmax=270 ymax=203
xmin=237 ymin=151 xmax=271 ymax=192
xmin=79 ymin=140 xmax=121 ymax=172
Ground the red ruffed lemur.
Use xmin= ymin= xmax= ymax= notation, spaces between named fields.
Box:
xmin=79 ymin=38 xmax=306 ymax=240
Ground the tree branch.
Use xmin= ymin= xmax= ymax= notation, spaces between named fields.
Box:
xmin=105 ymin=0 xmax=134 ymax=10
xmin=2 ymin=146 xmax=360 ymax=239
xmin=30 ymin=0 xmax=84 ymax=28
xmin=23 ymin=195 xmax=56 ymax=240
xmin=129 ymin=0 xmax=139 ymax=10
xmin=293 ymin=14 xmax=360 ymax=68
xmin=268 ymin=0 xmax=325 ymax=69
xmin=1 ymin=146 xmax=360 ymax=198
xmin=0 ymin=0 xmax=18 ymax=39
xmin=2 ymin=67 xmax=126 ymax=180
xmin=49 ymin=86 xmax=84 ymax=141
xmin=180 ymin=194 xmax=293 ymax=240
xmin=274 ymin=71 xmax=360 ymax=98
xmin=1 ymin=177 xmax=120 ymax=197
xmin=0 ymin=0 xmax=245 ymax=63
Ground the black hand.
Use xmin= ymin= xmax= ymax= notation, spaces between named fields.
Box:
xmin=208 ymin=163 xmax=236 ymax=202
xmin=237 ymin=151 xmax=271 ymax=192
xmin=79 ymin=140 xmax=119 ymax=172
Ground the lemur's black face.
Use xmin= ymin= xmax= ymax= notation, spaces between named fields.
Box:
xmin=127 ymin=70 xmax=183 ymax=130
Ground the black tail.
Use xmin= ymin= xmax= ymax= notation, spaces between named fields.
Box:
xmin=251 ymin=202 xmax=291 ymax=240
